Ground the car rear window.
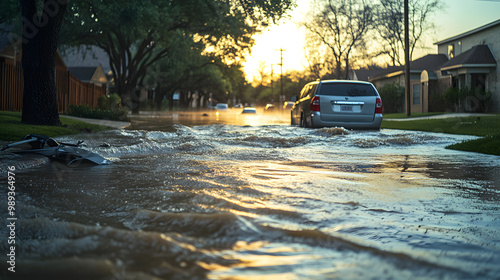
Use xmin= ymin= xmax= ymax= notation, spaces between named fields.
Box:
xmin=318 ymin=83 xmax=377 ymax=96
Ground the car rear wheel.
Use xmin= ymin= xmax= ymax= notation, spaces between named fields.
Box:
xmin=300 ymin=113 xmax=308 ymax=128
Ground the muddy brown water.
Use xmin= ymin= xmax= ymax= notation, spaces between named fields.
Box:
xmin=1 ymin=110 xmax=499 ymax=279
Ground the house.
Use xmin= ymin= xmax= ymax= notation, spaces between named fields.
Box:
xmin=362 ymin=54 xmax=448 ymax=113
xmin=68 ymin=65 xmax=108 ymax=88
xmin=434 ymin=19 xmax=500 ymax=112
xmin=352 ymin=19 xmax=500 ymax=113
xmin=61 ymin=46 xmax=110 ymax=93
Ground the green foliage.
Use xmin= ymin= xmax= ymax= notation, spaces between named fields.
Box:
xmin=68 ymin=94 xmax=129 ymax=120
xmin=383 ymin=112 xmax=444 ymax=119
xmin=382 ymin=115 xmax=500 ymax=137
xmin=98 ymin=94 xmax=122 ymax=111
xmin=67 ymin=104 xmax=129 ymax=121
xmin=443 ymin=87 xmax=492 ymax=113
xmin=378 ymin=83 xmax=405 ymax=113
xmin=0 ymin=1 xmax=20 ymax=25
xmin=58 ymin=0 xmax=293 ymax=112
xmin=382 ymin=114 xmax=500 ymax=156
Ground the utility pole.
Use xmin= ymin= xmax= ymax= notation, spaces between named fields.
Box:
xmin=271 ymin=64 xmax=274 ymax=101
xmin=404 ymin=0 xmax=411 ymax=116
xmin=276 ymin=48 xmax=286 ymax=104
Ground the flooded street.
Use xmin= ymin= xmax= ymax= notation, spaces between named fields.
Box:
xmin=2 ymin=110 xmax=500 ymax=280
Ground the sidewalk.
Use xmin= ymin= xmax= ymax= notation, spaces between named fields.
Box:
xmin=384 ymin=113 xmax=495 ymax=121
xmin=60 ymin=115 xmax=131 ymax=129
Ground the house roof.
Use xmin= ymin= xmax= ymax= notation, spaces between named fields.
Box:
xmin=440 ymin=44 xmax=496 ymax=70
xmin=369 ymin=54 xmax=448 ymax=81
xmin=61 ymin=46 xmax=111 ymax=73
xmin=410 ymin=54 xmax=449 ymax=71
xmin=351 ymin=66 xmax=387 ymax=81
xmin=68 ymin=66 xmax=99 ymax=82
xmin=434 ymin=19 xmax=500 ymax=46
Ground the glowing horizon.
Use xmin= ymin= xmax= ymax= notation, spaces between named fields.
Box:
xmin=242 ymin=20 xmax=308 ymax=83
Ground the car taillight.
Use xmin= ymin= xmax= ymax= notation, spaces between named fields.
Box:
xmin=310 ymin=96 xmax=320 ymax=112
xmin=375 ymin=98 xmax=383 ymax=114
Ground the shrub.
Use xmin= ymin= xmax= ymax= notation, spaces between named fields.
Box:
xmin=98 ymin=93 xmax=122 ymax=111
xmin=377 ymin=82 xmax=405 ymax=113
xmin=443 ymin=87 xmax=491 ymax=113
xmin=67 ymin=104 xmax=129 ymax=121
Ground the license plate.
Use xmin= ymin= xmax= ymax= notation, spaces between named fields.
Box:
xmin=340 ymin=105 xmax=353 ymax=112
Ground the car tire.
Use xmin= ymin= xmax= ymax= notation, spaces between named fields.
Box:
xmin=300 ymin=113 xmax=308 ymax=128
xmin=291 ymin=112 xmax=295 ymax=125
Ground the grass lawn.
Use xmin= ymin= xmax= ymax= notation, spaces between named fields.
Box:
xmin=382 ymin=114 xmax=500 ymax=156
xmin=446 ymin=134 xmax=500 ymax=156
xmin=382 ymin=112 xmax=445 ymax=119
xmin=382 ymin=114 xmax=500 ymax=136
xmin=0 ymin=111 xmax=111 ymax=141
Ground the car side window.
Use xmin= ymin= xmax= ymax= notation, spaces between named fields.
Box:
xmin=300 ymin=85 xmax=310 ymax=99
xmin=309 ymin=84 xmax=317 ymax=97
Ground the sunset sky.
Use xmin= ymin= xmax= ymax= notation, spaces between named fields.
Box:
xmin=242 ymin=0 xmax=500 ymax=82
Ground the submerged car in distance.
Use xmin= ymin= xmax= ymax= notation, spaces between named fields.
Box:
xmin=215 ymin=103 xmax=229 ymax=111
xmin=291 ymin=80 xmax=383 ymax=129
xmin=241 ymin=107 xmax=257 ymax=114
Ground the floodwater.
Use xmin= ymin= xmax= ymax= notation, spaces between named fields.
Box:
xmin=1 ymin=109 xmax=500 ymax=280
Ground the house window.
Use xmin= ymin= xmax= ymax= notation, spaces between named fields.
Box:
xmin=413 ymin=84 xmax=421 ymax=105
xmin=471 ymin=73 xmax=487 ymax=92
xmin=448 ymin=44 xmax=454 ymax=59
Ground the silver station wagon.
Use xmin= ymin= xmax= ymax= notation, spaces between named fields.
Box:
xmin=291 ymin=80 xmax=383 ymax=129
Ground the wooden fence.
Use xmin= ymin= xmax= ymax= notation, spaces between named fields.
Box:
xmin=0 ymin=62 xmax=23 ymax=111
xmin=0 ymin=61 xmax=105 ymax=112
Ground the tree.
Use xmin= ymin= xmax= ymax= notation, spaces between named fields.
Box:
xmin=60 ymin=0 xmax=293 ymax=113
xmin=303 ymin=33 xmax=335 ymax=80
xmin=17 ymin=0 xmax=67 ymax=125
xmin=376 ymin=0 xmax=443 ymax=66
xmin=302 ymin=0 xmax=374 ymax=79
xmin=144 ymin=30 xmax=212 ymax=110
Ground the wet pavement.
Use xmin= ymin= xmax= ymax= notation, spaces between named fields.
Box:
xmin=1 ymin=110 xmax=499 ymax=280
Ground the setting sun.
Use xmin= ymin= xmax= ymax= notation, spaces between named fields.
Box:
xmin=242 ymin=2 xmax=309 ymax=83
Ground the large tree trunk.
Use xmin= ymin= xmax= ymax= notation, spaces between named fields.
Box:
xmin=21 ymin=0 xmax=67 ymax=126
